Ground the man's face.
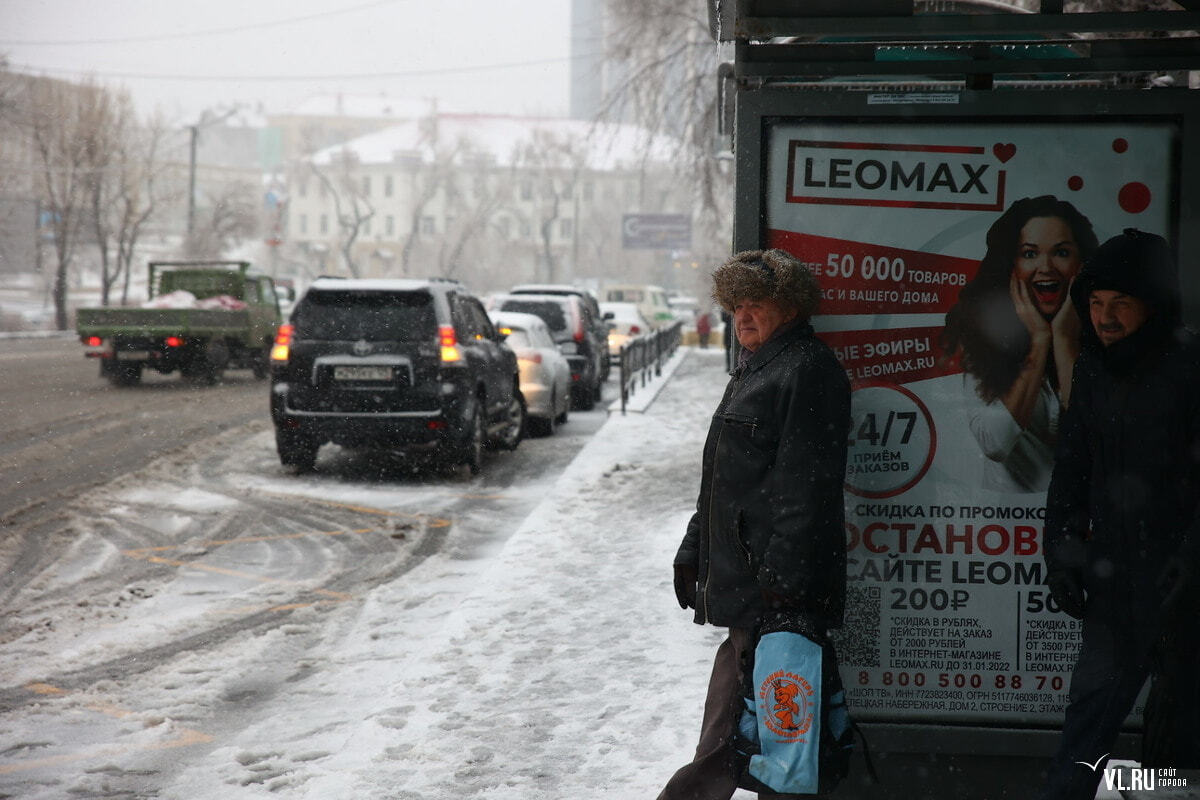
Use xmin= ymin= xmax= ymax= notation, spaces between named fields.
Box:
xmin=1089 ymin=289 xmax=1151 ymax=346
xmin=733 ymin=297 xmax=796 ymax=351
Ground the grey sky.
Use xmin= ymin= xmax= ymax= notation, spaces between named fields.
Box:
xmin=1 ymin=0 xmax=572 ymax=123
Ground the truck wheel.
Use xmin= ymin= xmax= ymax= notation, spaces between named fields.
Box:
xmin=183 ymin=341 xmax=228 ymax=385
xmin=276 ymin=429 xmax=318 ymax=472
xmin=105 ymin=363 xmax=142 ymax=387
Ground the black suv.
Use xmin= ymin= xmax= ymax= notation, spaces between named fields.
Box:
xmin=270 ymin=278 xmax=524 ymax=474
xmin=490 ymin=292 xmax=604 ymax=410
xmin=509 ymin=284 xmax=610 ymax=382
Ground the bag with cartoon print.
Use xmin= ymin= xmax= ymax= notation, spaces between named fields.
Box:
xmin=731 ymin=615 xmax=868 ymax=795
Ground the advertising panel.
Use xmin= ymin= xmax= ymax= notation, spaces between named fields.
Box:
xmin=764 ymin=119 xmax=1178 ymax=724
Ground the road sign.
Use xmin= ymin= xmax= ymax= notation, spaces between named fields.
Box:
xmin=621 ymin=214 xmax=691 ymax=250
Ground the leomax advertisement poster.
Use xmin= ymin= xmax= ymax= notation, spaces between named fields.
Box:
xmin=764 ymin=119 xmax=1177 ymax=724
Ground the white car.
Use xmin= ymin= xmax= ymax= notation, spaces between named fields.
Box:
xmin=600 ymin=301 xmax=651 ymax=362
xmin=490 ymin=311 xmax=571 ymax=436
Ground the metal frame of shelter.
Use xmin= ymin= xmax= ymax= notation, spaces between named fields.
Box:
xmin=708 ymin=0 xmax=1200 ymax=761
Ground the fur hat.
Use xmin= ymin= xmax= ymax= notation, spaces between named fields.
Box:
xmin=711 ymin=249 xmax=820 ymax=319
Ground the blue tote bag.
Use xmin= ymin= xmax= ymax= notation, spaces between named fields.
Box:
xmin=732 ymin=623 xmax=857 ymax=795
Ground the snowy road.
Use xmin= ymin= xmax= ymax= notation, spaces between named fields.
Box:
xmin=0 ymin=336 xmax=269 ymax=525
xmin=0 ymin=345 xmax=621 ymax=798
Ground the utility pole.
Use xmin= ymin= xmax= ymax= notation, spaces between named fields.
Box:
xmin=187 ymin=123 xmax=198 ymax=236
xmin=186 ymin=107 xmax=239 ymax=239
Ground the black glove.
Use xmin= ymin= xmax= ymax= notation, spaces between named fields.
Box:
xmin=674 ymin=564 xmax=698 ymax=610
xmin=1157 ymin=555 xmax=1195 ymax=616
xmin=1047 ymin=571 xmax=1086 ymax=620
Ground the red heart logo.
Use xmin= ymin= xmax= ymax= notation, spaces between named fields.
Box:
xmin=993 ymin=143 xmax=1016 ymax=163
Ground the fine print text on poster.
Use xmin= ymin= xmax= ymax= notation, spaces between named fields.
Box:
xmin=764 ymin=120 xmax=1177 ymax=724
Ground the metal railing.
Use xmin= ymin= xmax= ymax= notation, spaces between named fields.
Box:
xmin=617 ymin=320 xmax=683 ymax=415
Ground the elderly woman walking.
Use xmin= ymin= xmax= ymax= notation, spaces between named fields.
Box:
xmin=659 ymin=248 xmax=851 ymax=800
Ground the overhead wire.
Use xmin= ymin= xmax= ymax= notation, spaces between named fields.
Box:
xmin=0 ymin=0 xmax=405 ymax=46
xmin=6 ymin=54 xmax=585 ymax=84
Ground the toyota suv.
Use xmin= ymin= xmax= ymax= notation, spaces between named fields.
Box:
xmin=269 ymin=278 xmax=524 ymax=474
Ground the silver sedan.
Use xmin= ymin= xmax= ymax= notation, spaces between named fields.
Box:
xmin=490 ymin=311 xmax=572 ymax=436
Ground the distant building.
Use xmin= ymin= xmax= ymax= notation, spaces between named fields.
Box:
xmin=282 ymin=112 xmax=690 ymax=293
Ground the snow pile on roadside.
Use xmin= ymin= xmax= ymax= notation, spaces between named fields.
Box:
xmin=168 ymin=348 xmax=732 ymax=799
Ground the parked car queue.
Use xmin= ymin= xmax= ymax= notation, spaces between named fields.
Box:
xmin=267 ymin=277 xmax=626 ymax=478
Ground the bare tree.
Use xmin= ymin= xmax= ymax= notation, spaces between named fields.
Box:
xmin=598 ymin=0 xmax=729 ymax=220
xmin=400 ymin=162 xmax=444 ymax=278
xmin=435 ymin=163 xmax=505 ymax=281
xmin=183 ymin=180 xmax=258 ymax=259
xmin=114 ymin=114 xmax=175 ymax=305
xmin=310 ymin=150 xmax=374 ymax=277
xmin=508 ymin=128 xmax=587 ymax=284
xmin=26 ymin=76 xmax=116 ymax=329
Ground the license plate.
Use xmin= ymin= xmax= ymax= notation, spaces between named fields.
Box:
xmin=116 ymin=351 xmax=149 ymax=360
xmin=334 ymin=365 xmax=392 ymax=381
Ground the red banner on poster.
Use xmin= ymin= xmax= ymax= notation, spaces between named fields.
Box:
xmin=820 ymin=326 xmax=960 ymax=388
xmin=767 ymin=230 xmax=981 ymax=316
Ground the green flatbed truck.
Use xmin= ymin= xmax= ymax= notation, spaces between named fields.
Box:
xmin=76 ymin=260 xmax=285 ymax=386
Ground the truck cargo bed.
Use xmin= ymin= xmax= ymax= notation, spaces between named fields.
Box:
xmin=76 ymin=307 xmax=251 ymax=337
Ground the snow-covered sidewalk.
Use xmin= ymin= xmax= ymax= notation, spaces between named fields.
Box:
xmin=168 ymin=346 xmax=731 ymax=798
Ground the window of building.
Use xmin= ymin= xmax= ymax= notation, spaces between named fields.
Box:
xmin=520 ymin=180 xmax=533 ymax=201
xmin=319 ymin=214 xmax=328 ymax=234
xmin=560 ymin=218 xmax=573 ymax=239
xmin=299 ymin=214 xmax=308 ymax=234
xmin=385 ymin=215 xmax=395 ymax=236
xmin=583 ymin=181 xmax=594 ymax=202
xmin=384 ymin=175 xmax=394 ymax=197
xmin=421 ymin=216 xmax=436 ymax=236
xmin=362 ymin=176 xmax=371 ymax=196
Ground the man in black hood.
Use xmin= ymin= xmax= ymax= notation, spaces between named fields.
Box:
xmin=1039 ymin=229 xmax=1200 ymax=799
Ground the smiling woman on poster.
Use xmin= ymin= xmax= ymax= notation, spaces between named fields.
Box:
xmin=942 ymin=195 xmax=1100 ymax=493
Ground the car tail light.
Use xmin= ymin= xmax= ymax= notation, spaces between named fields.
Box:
xmin=629 ymin=325 xmax=640 ymax=335
xmin=165 ymin=336 xmax=184 ymax=348
xmin=439 ymin=325 xmax=461 ymax=362
xmin=571 ymin=372 xmax=582 ymax=382
xmin=83 ymin=336 xmax=103 ymax=347
xmin=518 ymin=350 xmax=543 ymax=364
xmin=271 ymin=324 xmax=293 ymax=362
xmin=573 ymin=313 xmax=585 ymax=343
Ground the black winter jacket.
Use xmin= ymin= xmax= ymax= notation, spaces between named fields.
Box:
xmin=1044 ymin=317 xmax=1200 ymax=631
xmin=675 ymin=322 xmax=851 ymax=630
